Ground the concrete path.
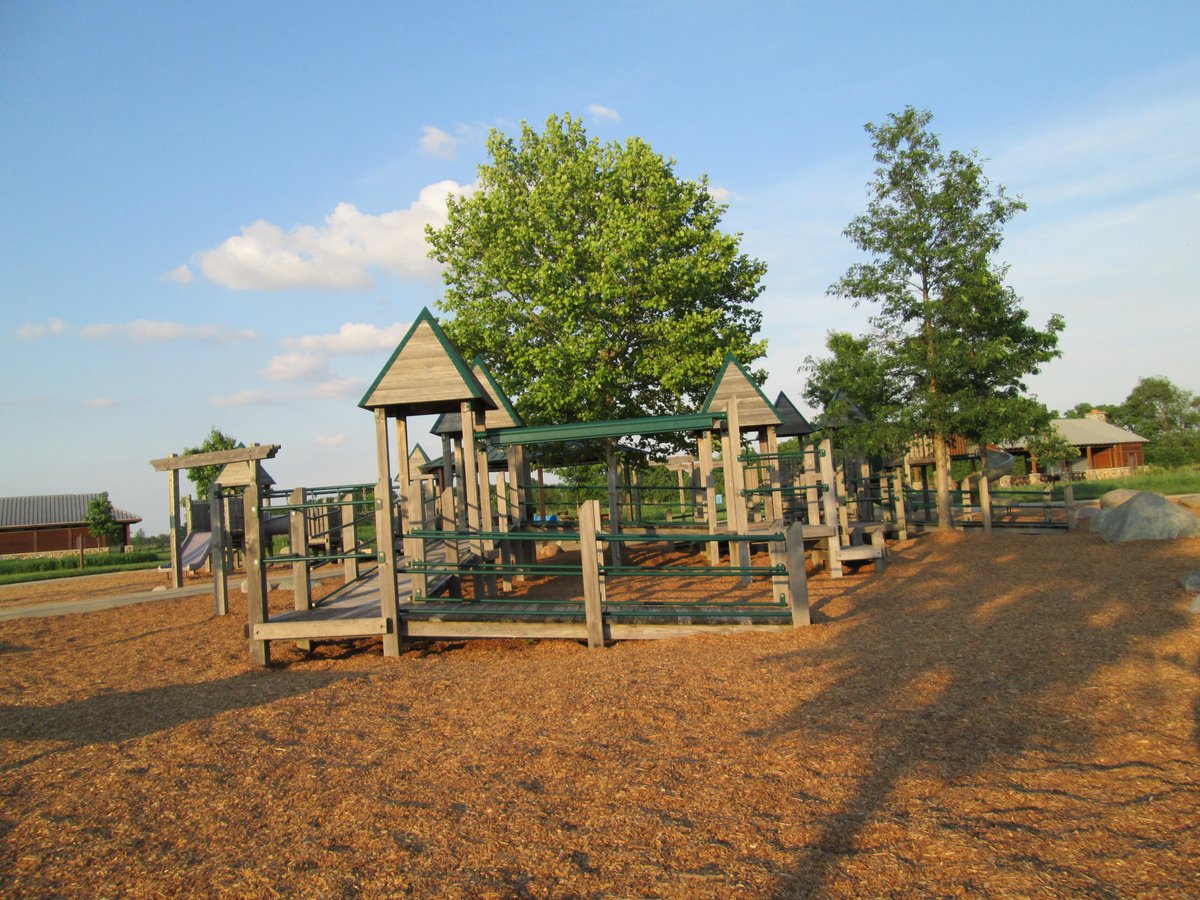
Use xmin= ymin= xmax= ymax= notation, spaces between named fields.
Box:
xmin=0 ymin=568 xmax=349 ymax=622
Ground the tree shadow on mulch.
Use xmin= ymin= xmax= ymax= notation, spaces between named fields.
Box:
xmin=0 ymin=669 xmax=364 ymax=760
xmin=753 ymin=532 xmax=1197 ymax=897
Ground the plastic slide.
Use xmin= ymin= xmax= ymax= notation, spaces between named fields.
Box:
xmin=160 ymin=531 xmax=213 ymax=572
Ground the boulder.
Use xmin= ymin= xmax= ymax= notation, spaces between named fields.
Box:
xmin=1180 ymin=570 xmax=1200 ymax=593
xmin=1099 ymin=488 xmax=1145 ymax=510
xmin=1094 ymin=491 xmax=1200 ymax=543
xmin=1175 ymin=494 xmax=1200 ymax=510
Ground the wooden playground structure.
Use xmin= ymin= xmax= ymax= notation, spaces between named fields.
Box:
xmin=150 ymin=308 xmax=1073 ymax=666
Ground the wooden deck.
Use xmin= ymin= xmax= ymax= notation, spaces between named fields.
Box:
xmin=247 ymin=540 xmax=797 ymax=648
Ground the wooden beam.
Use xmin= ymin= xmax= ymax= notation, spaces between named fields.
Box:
xmin=579 ymin=498 xmax=605 ymax=649
xmin=150 ymin=444 xmax=279 ymax=472
xmin=784 ymin=521 xmax=811 ymax=627
xmin=374 ymin=408 xmax=402 ymax=657
xmin=243 ymin=469 xmax=270 ymax=665
xmin=341 ymin=491 xmax=360 ymax=583
xmin=605 ymin=440 xmax=622 ymax=568
xmin=210 ymin=490 xmax=229 ymax=615
xmin=698 ymin=431 xmax=719 ymax=566
xmin=167 ymin=459 xmax=183 ymax=590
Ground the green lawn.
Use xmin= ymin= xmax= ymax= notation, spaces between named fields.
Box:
xmin=0 ymin=550 xmax=170 ymax=586
xmin=996 ymin=465 xmax=1200 ymax=502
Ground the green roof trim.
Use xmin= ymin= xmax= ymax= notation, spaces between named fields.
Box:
xmin=482 ymin=412 xmax=725 ymax=447
xmin=358 ymin=307 xmax=491 ymax=411
xmin=699 ymin=353 xmax=781 ymax=422
xmin=409 ymin=443 xmax=431 ymax=464
xmin=773 ymin=392 xmax=815 ymax=437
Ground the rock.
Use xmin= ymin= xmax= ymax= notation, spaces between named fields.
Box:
xmin=1175 ymin=494 xmax=1200 ymax=510
xmin=152 ymin=585 xmax=167 ymax=593
xmin=1099 ymin=488 xmax=1145 ymax=509
xmin=1074 ymin=507 xmax=1103 ymax=532
xmin=1180 ymin=570 xmax=1200 ymax=593
xmin=1094 ymin=491 xmax=1200 ymax=543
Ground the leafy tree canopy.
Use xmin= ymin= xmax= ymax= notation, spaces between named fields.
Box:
xmin=183 ymin=427 xmax=239 ymax=500
xmin=1026 ymin=427 xmax=1078 ymax=475
xmin=816 ymin=106 xmax=1064 ymax=524
xmin=85 ymin=492 xmax=122 ymax=546
xmin=427 ymin=113 xmax=767 ymax=449
xmin=1114 ymin=376 xmax=1200 ymax=440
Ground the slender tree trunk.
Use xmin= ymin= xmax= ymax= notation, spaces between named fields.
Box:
xmin=933 ymin=432 xmax=954 ymax=530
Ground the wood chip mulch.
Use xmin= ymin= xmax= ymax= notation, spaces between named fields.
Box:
xmin=1 ymin=530 xmax=1198 ymax=897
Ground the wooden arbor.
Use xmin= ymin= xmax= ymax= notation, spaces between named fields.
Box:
xmin=358 ymin=308 xmax=496 ymax=656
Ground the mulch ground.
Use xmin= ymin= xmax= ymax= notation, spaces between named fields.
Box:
xmin=1 ymin=530 xmax=1198 ymax=897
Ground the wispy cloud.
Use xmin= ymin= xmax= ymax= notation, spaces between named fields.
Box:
xmin=85 ymin=397 xmax=116 ymax=409
xmin=79 ymin=320 xmax=256 ymax=343
xmin=418 ymin=125 xmax=462 ymax=159
xmin=210 ymin=378 xmax=365 ymax=408
xmin=163 ymin=264 xmax=195 ymax=285
xmin=264 ymin=351 xmax=331 ymax=382
xmin=193 ymin=180 xmax=472 ymax=291
xmin=282 ymin=321 xmax=411 ymax=354
xmin=16 ymin=318 xmax=67 ymax=340
xmin=315 ymin=433 xmax=346 ymax=446
xmin=211 ymin=389 xmax=287 ymax=408
xmin=587 ymin=104 xmax=619 ymax=121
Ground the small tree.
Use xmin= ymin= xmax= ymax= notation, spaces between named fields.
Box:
xmin=183 ymin=427 xmax=239 ymax=500
xmin=427 ymin=113 xmax=767 ymax=450
xmin=1026 ymin=428 xmax=1078 ymax=478
xmin=824 ymin=107 xmax=1064 ymax=528
xmin=85 ymin=492 xmax=123 ymax=549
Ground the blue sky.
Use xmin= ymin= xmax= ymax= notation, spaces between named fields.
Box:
xmin=2 ymin=1 xmax=1197 ymax=533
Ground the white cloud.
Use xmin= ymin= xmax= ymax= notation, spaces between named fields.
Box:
xmin=163 ymin=264 xmax=195 ymax=285
xmin=16 ymin=317 xmax=66 ymax=340
xmin=85 ymin=397 xmax=116 ymax=409
xmin=78 ymin=320 xmax=256 ymax=343
xmin=264 ymin=352 xmax=331 ymax=382
xmin=313 ymin=376 xmax=365 ymax=400
xmin=316 ymin=433 xmax=346 ymax=446
xmin=708 ymin=185 xmax=747 ymax=204
xmin=419 ymin=125 xmax=461 ymax=159
xmin=194 ymin=180 xmax=471 ymax=291
xmin=282 ymin=321 xmax=411 ymax=354
xmin=211 ymin=389 xmax=287 ymax=408
xmin=587 ymin=104 xmax=619 ymax=121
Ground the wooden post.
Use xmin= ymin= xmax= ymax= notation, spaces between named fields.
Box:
xmin=406 ymin=479 xmax=427 ymax=600
xmin=477 ymin=447 xmax=497 ymax=595
xmin=870 ymin=527 xmax=887 ymax=574
xmin=77 ymin=535 xmax=85 ymax=570
xmin=506 ymin=447 xmax=527 ymax=582
xmin=819 ymin=438 xmax=843 ymax=578
xmin=894 ymin=468 xmax=909 ymax=541
xmin=676 ymin=467 xmax=687 ymax=522
xmin=1064 ymin=481 xmax=1076 ymax=531
xmin=605 ymin=441 xmax=622 ymax=568
xmin=395 ymin=418 xmax=411 ymax=545
xmin=496 ymin=471 xmax=513 ymax=592
xmin=630 ymin=467 xmax=642 ymax=524
xmin=804 ymin=445 xmax=821 ymax=527
xmin=211 ymin=489 xmax=229 ymax=615
xmin=979 ymin=453 xmax=993 ymax=534
xmin=167 ymin=456 xmax=183 ymax=589
xmin=289 ymin=488 xmax=312 ymax=609
xmin=374 ymin=409 xmax=402 ymax=657
xmin=341 ymin=491 xmax=360 ymax=583
xmin=537 ymin=466 xmax=547 ymax=523
xmin=765 ymin=428 xmax=783 ymax=522
xmin=243 ymin=468 xmax=270 ymax=666
xmin=579 ymin=499 xmax=605 ymax=649
xmin=460 ymin=402 xmax=485 ymax=599
xmin=780 ymin=521 xmax=810 ymax=627
xmin=1043 ymin=486 xmax=1053 ymax=525
xmin=699 ymin=430 xmax=719 ymax=566
xmin=722 ymin=399 xmax=751 ymax=586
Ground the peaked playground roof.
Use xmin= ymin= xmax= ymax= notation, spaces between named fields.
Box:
xmin=700 ymin=354 xmax=782 ymax=429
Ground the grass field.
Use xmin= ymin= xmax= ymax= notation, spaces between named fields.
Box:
xmin=0 ymin=550 xmax=169 ymax=586
xmin=996 ymin=465 xmax=1200 ymax=501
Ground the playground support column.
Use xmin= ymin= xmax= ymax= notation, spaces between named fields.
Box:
xmin=765 ymin=428 xmax=784 ymax=522
xmin=243 ymin=466 xmax=270 ymax=666
xmin=723 ymin=399 xmax=752 ymax=586
xmin=289 ymin=487 xmax=313 ymax=652
xmin=819 ymin=438 xmax=844 ymax=578
xmin=340 ymin=491 xmax=360 ymax=583
xmin=496 ymin=471 xmax=513 ymax=592
xmin=374 ymin=409 xmax=402 ymax=657
xmin=773 ymin=520 xmax=810 ymax=627
xmin=167 ymin=455 xmax=183 ymax=590
xmin=606 ymin=440 xmax=622 ymax=568
xmin=210 ymin=489 xmax=229 ymax=616
xmin=894 ymin=468 xmax=909 ymax=541
xmin=698 ymin=430 xmax=719 ymax=566
xmin=804 ymin=445 xmax=821 ymax=529
xmin=579 ymin=498 xmax=605 ymax=649
xmin=1065 ymin=482 xmax=1076 ymax=531
xmin=406 ymin=479 xmax=427 ymax=600
xmin=979 ymin=453 xmax=993 ymax=533
xmin=506 ymin=447 xmax=528 ymax=578
xmin=460 ymin=402 xmax=486 ymax=599
xmin=395 ymin=418 xmax=411 ymax=542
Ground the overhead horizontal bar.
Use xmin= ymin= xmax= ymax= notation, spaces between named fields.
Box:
xmin=481 ymin=412 xmax=725 ymax=446
xmin=150 ymin=444 xmax=280 ymax=471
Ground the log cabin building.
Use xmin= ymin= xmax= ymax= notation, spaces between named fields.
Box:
xmin=0 ymin=494 xmax=141 ymax=555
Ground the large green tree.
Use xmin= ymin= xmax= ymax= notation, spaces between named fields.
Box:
xmin=823 ymin=107 xmax=1064 ymax=527
xmin=427 ymin=113 xmax=767 ymax=445
xmin=85 ymin=492 xmax=122 ymax=548
xmin=183 ymin=427 xmax=239 ymax=500
xmin=1115 ymin=376 xmax=1200 ymax=440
